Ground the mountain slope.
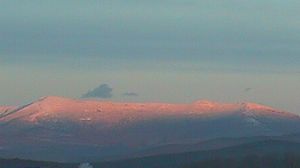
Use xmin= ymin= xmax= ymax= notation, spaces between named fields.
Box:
xmin=0 ymin=106 xmax=16 ymax=115
xmin=0 ymin=96 xmax=299 ymax=161
xmin=2 ymin=140 xmax=300 ymax=168
xmin=93 ymin=140 xmax=300 ymax=168
xmin=1 ymin=96 xmax=297 ymax=124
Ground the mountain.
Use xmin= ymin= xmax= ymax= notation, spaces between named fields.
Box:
xmin=0 ymin=106 xmax=16 ymax=115
xmin=0 ymin=96 xmax=300 ymax=162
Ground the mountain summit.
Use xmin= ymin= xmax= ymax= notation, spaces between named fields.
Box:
xmin=1 ymin=96 xmax=297 ymax=124
xmin=0 ymin=96 xmax=299 ymax=161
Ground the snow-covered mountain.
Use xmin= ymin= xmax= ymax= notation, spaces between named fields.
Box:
xmin=1 ymin=96 xmax=297 ymax=124
xmin=0 ymin=96 xmax=299 ymax=161
xmin=0 ymin=106 xmax=16 ymax=114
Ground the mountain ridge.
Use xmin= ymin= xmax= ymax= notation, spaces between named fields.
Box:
xmin=1 ymin=96 xmax=300 ymax=162
xmin=1 ymin=96 xmax=297 ymax=124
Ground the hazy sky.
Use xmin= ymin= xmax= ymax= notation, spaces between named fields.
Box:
xmin=1 ymin=0 xmax=300 ymax=113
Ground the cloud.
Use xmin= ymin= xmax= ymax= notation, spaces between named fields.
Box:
xmin=81 ymin=84 xmax=113 ymax=99
xmin=123 ymin=92 xmax=139 ymax=97
xmin=244 ymin=88 xmax=252 ymax=92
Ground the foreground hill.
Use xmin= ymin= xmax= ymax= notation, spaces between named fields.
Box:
xmin=0 ymin=96 xmax=300 ymax=161
xmin=2 ymin=138 xmax=300 ymax=168
xmin=93 ymin=140 xmax=300 ymax=168
xmin=0 ymin=158 xmax=75 ymax=168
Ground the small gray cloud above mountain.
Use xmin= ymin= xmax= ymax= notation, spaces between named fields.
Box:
xmin=81 ymin=84 xmax=113 ymax=99
xmin=123 ymin=92 xmax=139 ymax=97
xmin=244 ymin=88 xmax=253 ymax=92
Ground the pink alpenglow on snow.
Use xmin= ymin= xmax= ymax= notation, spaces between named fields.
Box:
xmin=1 ymin=96 xmax=300 ymax=162
xmin=0 ymin=96 xmax=297 ymax=124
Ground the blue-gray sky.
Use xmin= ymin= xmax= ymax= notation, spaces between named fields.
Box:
xmin=0 ymin=0 xmax=300 ymax=113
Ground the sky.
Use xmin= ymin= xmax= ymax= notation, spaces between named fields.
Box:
xmin=0 ymin=0 xmax=300 ymax=113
